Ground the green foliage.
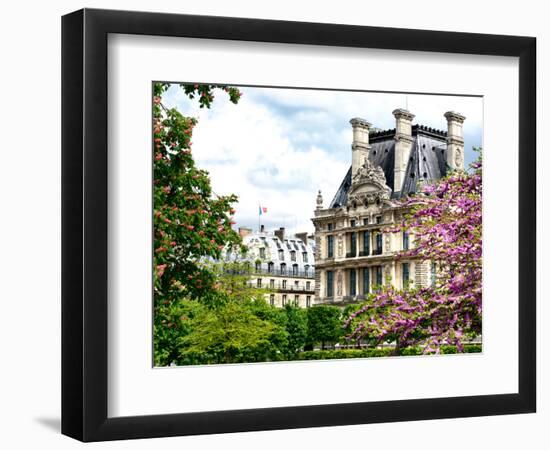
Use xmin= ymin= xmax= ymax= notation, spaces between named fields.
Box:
xmin=153 ymin=300 xmax=206 ymax=366
xmin=153 ymin=82 xmax=247 ymax=364
xmin=153 ymin=82 xmax=243 ymax=305
xmin=306 ymin=305 xmax=342 ymax=349
xmin=179 ymin=300 xmax=280 ymax=364
xmin=298 ymin=344 xmax=482 ymax=361
xmin=283 ymin=304 xmax=308 ymax=358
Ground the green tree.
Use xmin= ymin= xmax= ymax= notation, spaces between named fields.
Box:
xmin=153 ymin=82 xmax=243 ymax=305
xmin=247 ymin=297 xmax=290 ymax=361
xmin=306 ymin=305 xmax=342 ymax=350
xmin=180 ymin=300 xmax=281 ymax=364
xmin=153 ymin=82 xmax=245 ymax=364
xmin=153 ymin=299 xmax=206 ymax=366
xmin=284 ymin=304 xmax=308 ymax=357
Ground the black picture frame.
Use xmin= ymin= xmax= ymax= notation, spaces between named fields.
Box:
xmin=62 ymin=8 xmax=536 ymax=442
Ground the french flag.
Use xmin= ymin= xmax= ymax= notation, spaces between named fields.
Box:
xmin=259 ymin=205 xmax=267 ymax=215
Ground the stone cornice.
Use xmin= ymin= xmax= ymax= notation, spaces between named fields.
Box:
xmin=444 ymin=111 xmax=466 ymax=123
xmin=392 ymin=108 xmax=415 ymax=122
xmin=349 ymin=117 xmax=372 ymax=128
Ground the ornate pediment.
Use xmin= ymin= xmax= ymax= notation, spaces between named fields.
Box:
xmin=347 ymin=159 xmax=391 ymax=207
xmin=354 ymin=158 xmax=386 ymax=184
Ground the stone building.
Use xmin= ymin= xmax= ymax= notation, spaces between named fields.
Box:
xmin=312 ymin=109 xmax=465 ymax=305
xmin=225 ymin=226 xmax=316 ymax=308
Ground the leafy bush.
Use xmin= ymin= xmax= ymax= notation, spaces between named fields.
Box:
xmin=298 ymin=344 xmax=481 ymax=361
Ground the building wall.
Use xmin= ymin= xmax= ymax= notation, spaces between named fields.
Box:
xmin=248 ymin=274 xmax=314 ymax=308
xmin=313 ymin=202 xmax=430 ymax=305
xmin=225 ymin=229 xmax=316 ymax=308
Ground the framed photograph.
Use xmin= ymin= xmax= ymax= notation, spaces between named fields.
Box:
xmin=62 ymin=8 xmax=536 ymax=442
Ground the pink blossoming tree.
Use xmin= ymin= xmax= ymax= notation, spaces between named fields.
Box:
xmin=345 ymin=152 xmax=482 ymax=353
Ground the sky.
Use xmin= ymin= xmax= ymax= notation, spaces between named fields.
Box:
xmin=162 ymin=85 xmax=482 ymax=235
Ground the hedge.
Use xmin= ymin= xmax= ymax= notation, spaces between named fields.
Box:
xmin=297 ymin=344 xmax=482 ymax=360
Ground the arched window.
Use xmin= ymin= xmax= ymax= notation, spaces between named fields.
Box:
xmin=292 ymin=264 xmax=298 ymax=276
xmin=267 ymin=262 xmax=274 ymax=273
xmin=280 ymin=263 xmax=286 ymax=275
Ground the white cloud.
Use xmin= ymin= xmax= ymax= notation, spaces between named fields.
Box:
xmin=162 ymin=84 xmax=483 ymax=234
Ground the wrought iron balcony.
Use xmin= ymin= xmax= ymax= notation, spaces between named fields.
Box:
xmin=266 ymin=283 xmax=315 ymax=293
xmin=249 ymin=267 xmax=315 ymax=279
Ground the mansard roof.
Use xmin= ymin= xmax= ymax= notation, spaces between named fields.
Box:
xmin=329 ymin=125 xmax=448 ymax=208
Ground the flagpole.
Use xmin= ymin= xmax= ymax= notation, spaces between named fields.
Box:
xmin=258 ymin=203 xmax=261 ymax=233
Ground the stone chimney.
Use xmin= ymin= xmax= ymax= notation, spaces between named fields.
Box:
xmin=444 ymin=111 xmax=466 ymax=171
xmin=238 ymin=227 xmax=252 ymax=238
xmin=260 ymin=224 xmax=265 ymax=233
xmin=295 ymin=232 xmax=308 ymax=244
xmin=392 ymin=108 xmax=415 ymax=193
xmin=274 ymin=227 xmax=285 ymax=242
xmin=350 ymin=118 xmax=372 ymax=179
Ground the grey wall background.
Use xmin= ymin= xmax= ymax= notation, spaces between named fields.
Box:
xmin=0 ymin=1 xmax=546 ymax=448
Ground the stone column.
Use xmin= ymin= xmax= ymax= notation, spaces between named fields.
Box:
xmin=393 ymin=109 xmax=415 ymax=194
xmin=444 ymin=111 xmax=466 ymax=171
xmin=350 ymin=118 xmax=372 ymax=179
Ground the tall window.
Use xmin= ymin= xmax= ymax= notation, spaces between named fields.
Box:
xmin=270 ymin=279 xmax=275 ymax=289
xmin=402 ymin=231 xmax=410 ymax=251
xmin=327 ymin=235 xmax=334 ymax=258
xmin=290 ymin=250 xmax=296 ymax=261
xmin=306 ymin=281 xmax=311 ymax=291
xmin=306 ymin=296 xmax=311 ymax=308
xmin=363 ymin=267 xmax=370 ymax=295
xmin=302 ymin=252 xmax=308 ymax=263
xmin=255 ymin=261 xmax=261 ymax=272
xmin=282 ymin=279 xmax=287 ymax=289
xmin=375 ymin=266 xmax=383 ymax=287
xmin=402 ymin=262 xmax=410 ymax=287
xmin=326 ymin=270 xmax=334 ymax=297
xmin=259 ymin=247 xmax=266 ymax=259
xmin=267 ymin=262 xmax=274 ymax=273
xmin=278 ymin=249 xmax=284 ymax=261
xmin=294 ymin=295 xmax=299 ymax=305
xmin=350 ymin=232 xmax=357 ymax=256
xmin=349 ymin=269 xmax=357 ymax=296
xmin=327 ymin=223 xmax=334 ymax=231
xmin=270 ymin=294 xmax=275 ymax=306
xmin=375 ymin=233 xmax=383 ymax=254
xmin=280 ymin=263 xmax=286 ymax=275
xmin=282 ymin=295 xmax=287 ymax=306
xmin=294 ymin=280 xmax=299 ymax=289
xmin=256 ymin=278 xmax=262 ymax=288
xmin=304 ymin=264 xmax=310 ymax=276
xmin=292 ymin=264 xmax=298 ymax=276
xmin=363 ymin=230 xmax=370 ymax=256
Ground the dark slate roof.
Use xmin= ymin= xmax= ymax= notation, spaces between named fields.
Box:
xmin=329 ymin=126 xmax=447 ymax=208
